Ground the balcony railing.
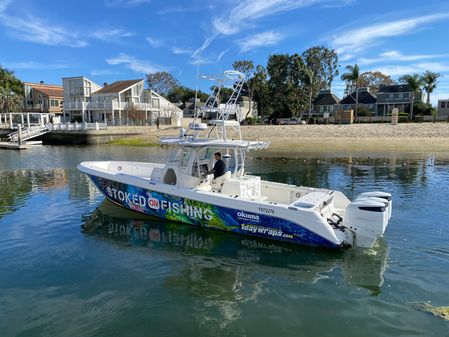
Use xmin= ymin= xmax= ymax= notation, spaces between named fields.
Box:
xmin=64 ymin=101 xmax=157 ymax=110
xmin=50 ymin=122 xmax=107 ymax=131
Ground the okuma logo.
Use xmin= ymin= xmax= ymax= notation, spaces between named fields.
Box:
xmin=237 ymin=211 xmax=259 ymax=222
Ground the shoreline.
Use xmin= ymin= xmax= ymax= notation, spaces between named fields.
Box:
xmin=122 ymin=123 xmax=449 ymax=153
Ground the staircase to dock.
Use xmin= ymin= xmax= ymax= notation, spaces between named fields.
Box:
xmin=6 ymin=125 xmax=51 ymax=142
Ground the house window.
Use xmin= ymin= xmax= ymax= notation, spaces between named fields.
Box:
xmin=403 ymin=93 xmax=410 ymax=98
xmin=442 ymin=102 xmax=447 ymax=108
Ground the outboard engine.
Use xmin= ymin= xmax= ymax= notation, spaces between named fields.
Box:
xmin=343 ymin=192 xmax=392 ymax=248
xmin=357 ymin=191 xmax=392 ymax=220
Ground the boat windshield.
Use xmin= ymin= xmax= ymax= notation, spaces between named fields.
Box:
xmin=167 ymin=147 xmax=182 ymax=163
xmin=181 ymin=148 xmax=194 ymax=169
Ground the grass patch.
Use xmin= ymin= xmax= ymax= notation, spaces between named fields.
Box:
xmin=107 ymin=137 xmax=158 ymax=147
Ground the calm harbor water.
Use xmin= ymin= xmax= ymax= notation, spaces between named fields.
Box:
xmin=1 ymin=145 xmax=449 ymax=337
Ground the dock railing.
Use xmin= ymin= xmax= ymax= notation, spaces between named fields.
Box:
xmin=50 ymin=122 xmax=107 ymax=131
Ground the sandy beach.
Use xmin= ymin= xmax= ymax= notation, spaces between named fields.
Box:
xmin=145 ymin=123 xmax=449 ymax=153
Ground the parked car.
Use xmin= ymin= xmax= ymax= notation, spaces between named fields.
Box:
xmin=277 ymin=117 xmax=306 ymax=125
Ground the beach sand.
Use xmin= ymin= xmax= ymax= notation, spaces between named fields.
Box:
xmin=144 ymin=123 xmax=449 ymax=153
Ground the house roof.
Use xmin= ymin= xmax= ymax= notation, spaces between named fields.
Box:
xmin=313 ymin=90 xmax=340 ymax=105
xmin=182 ymin=101 xmax=205 ymax=110
xmin=340 ymin=90 xmax=377 ymax=104
xmin=378 ymin=84 xmax=412 ymax=93
xmin=32 ymin=86 xmax=63 ymax=97
xmin=94 ymin=79 xmax=142 ymax=94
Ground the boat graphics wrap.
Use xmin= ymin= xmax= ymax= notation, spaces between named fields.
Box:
xmin=89 ymin=175 xmax=337 ymax=247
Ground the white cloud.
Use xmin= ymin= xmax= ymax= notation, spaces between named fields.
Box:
xmin=339 ymin=53 xmax=356 ymax=62
xmin=375 ymin=62 xmax=449 ymax=76
xmin=104 ymin=0 xmax=151 ymax=7
xmin=171 ymin=47 xmax=194 ymax=55
xmin=212 ymin=0 xmax=346 ymax=36
xmin=216 ymin=49 xmax=228 ymax=63
xmin=331 ymin=13 xmax=449 ymax=54
xmin=359 ymin=50 xmax=449 ymax=65
xmin=146 ymin=36 xmax=165 ymax=48
xmin=188 ymin=49 xmax=229 ymax=65
xmin=3 ymin=61 xmax=71 ymax=69
xmin=91 ymin=28 xmax=134 ymax=41
xmin=106 ymin=53 xmax=162 ymax=73
xmin=192 ymin=35 xmax=217 ymax=58
xmin=156 ymin=3 xmax=215 ymax=15
xmin=193 ymin=0 xmax=347 ymax=60
xmin=0 ymin=10 xmax=87 ymax=47
xmin=238 ymin=31 xmax=284 ymax=52
xmin=0 ymin=0 xmax=12 ymax=13
xmin=323 ymin=0 xmax=355 ymax=8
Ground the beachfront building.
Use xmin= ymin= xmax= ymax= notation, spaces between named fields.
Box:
xmin=23 ymin=82 xmax=64 ymax=118
xmin=437 ymin=99 xmax=449 ymax=117
xmin=311 ymin=89 xmax=341 ymax=116
xmin=240 ymin=97 xmax=258 ymax=119
xmin=339 ymin=87 xmax=377 ymax=116
xmin=377 ymin=84 xmax=423 ymax=116
xmin=63 ymin=77 xmax=182 ymax=125
xmin=62 ymin=76 xmax=102 ymax=123
xmin=180 ymin=98 xmax=205 ymax=117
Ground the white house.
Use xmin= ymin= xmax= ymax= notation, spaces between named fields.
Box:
xmin=62 ymin=77 xmax=182 ymax=125
xmin=62 ymin=76 xmax=102 ymax=122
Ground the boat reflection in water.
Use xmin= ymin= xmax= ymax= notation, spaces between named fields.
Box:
xmin=82 ymin=200 xmax=389 ymax=293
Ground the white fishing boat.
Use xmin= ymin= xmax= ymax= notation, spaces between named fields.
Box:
xmin=78 ymin=70 xmax=392 ymax=248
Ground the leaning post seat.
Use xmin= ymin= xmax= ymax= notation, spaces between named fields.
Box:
xmin=211 ymin=171 xmax=231 ymax=191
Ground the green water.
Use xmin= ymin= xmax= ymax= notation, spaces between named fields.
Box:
xmin=1 ymin=145 xmax=449 ymax=336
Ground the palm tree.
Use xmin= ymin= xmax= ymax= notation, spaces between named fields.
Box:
xmin=0 ymin=66 xmax=24 ymax=114
xmin=421 ymin=71 xmax=440 ymax=105
xmin=398 ymin=74 xmax=422 ymax=121
xmin=341 ymin=64 xmax=360 ymax=119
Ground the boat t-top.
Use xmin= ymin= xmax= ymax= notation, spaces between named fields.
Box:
xmin=78 ymin=70 xmax=392 ymax=248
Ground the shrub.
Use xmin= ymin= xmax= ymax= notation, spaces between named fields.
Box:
xmin=243 ymin=116 xmax=257 ymax=125
xmin=414 ymin=102 xmax=434 ymax=116
xmin=357 ymin=106 xmax=373 ymax=117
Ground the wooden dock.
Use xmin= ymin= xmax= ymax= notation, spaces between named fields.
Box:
xmin=0 ymin=140 xmax=42 ymax=150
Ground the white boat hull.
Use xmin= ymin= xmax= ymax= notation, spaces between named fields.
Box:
xmin=79 ymin=161 xmax=391 ymax=249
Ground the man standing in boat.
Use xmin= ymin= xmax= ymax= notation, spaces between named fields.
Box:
xmin=209 ymin=152 xmax=226 ymax=179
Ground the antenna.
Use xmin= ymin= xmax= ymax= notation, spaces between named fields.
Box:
xmin=193 ymin=63 xmax=199 ymax=119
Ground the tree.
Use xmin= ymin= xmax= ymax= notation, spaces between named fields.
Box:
xmin=146 ymin=72 xmax=180 ymax=96
xmin=0 ymin=66 xmax=24 ymax=114
xmin=302 ymin=66 xmax=314 ymax=116
xmin=398 ymin=74 xmax=422 ymax=121
xmin=302 ymin=46 xmax=339 ymax=97
xmin=217 ymin=87 xmax=233 ymax=104
xmin=232 ymin=60 xmax=255 ymax=118
xmin=358 ymin=71 xmax=394 ymax=93
xmin=250 ymin=65 xmax=270 ymax=120
xmin=167 ymin=85 xmax=208 ymax=103
xmin=341 ymin=64 xmax=360 ymax=119
xmin=288 ymin=54 xmax=307 ymax=116
xmin=421 ymin=71 xmax=440 ymax=105
xmin=267 ymin=54 xmax=291 ymax=117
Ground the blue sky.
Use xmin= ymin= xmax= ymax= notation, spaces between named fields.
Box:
xmin=1 ymin=0 xmax=449 ymax=104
